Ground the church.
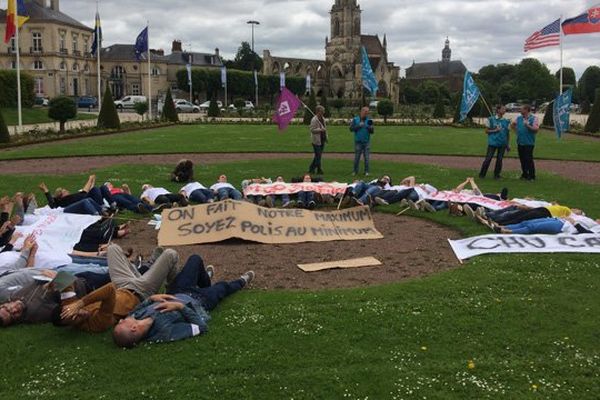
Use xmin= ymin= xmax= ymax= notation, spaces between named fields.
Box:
xmin=262 ymin=0 xmax=401 ymax=103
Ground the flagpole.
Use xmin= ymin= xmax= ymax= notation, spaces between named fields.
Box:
xmin=147 ymin=21 xmax=152 ymax=120
xmin=15 ymin=0 xmax=22 ymax=133
xmin=96 ymin=0 xmax=102 ymax=107
xmin=559 ymin=15 xmax=564 ymax=95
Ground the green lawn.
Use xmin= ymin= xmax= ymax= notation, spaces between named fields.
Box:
xmin=2 ymin=107 xmax=97 ymax=126
xmin=0 ymin=159 xmax=599 ymax=399
xmin=1 ymin=124 xmax=600 ymax=162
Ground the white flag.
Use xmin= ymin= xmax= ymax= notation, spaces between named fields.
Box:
xmin=221 ymin=66 xmax=227 ymax=88
xmin=254 ymin=70 xmax=258 ymax=86
xmin=306 ymin=75 xmax=311 ymax=93
xmin=280 ymin=71 xmax=286 ymax=88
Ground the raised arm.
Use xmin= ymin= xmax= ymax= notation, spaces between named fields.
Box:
xmin=82 ymin=175 xmax=96 ymax=193
xmin=38 ymin=182 xmax=56 ymax=208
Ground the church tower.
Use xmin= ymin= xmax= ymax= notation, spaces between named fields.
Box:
xmin=442 ymin=37 xmax=451 ymax=62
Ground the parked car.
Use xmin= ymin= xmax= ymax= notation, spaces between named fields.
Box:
xmin=228 ymin=101 xmax=255 ymax=111
xmin=173 ymin=99 xmax=200 ymax=113
xmin=114 ymin=95 xmax=147 ymax=110
xmin=77 ymin=96 xmax=98 ymax=109
xmin=369 ymin=100 xmax=379 ymax=108
xmin=199 ymin=100 xmax=224 ymax=111
xmin=505 ymin=103 xmax=522 ymax=112
xmin=34 ymin=96 xmax=49 ymax=107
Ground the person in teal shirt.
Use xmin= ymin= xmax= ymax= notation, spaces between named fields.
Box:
xmin=479 ymin=105 xmax=511 ymax=179
xmin=350 ymin=106 xmax=374 ymax=176
xmin=511 ymin=104 xmax=539 ymax=181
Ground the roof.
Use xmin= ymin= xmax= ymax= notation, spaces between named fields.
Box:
xmin=361 ymin=35 xmax=384 ymax=55
xmin=166 ymin=51 xmax=222 ymax=67
xmin=101 ymin=44 xmax=168 ymax=63
xmin=0 ymin=1 xmax=92 ymax=31
xmin=406 ymin=60 xmax=467 ymax=78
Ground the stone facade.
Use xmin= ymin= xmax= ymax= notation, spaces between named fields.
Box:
xmin=262 ymin=0 xmax=400 ymax=103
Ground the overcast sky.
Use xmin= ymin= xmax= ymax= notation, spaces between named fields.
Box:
xmin=63 ymin=0 xmax=599 ymax=78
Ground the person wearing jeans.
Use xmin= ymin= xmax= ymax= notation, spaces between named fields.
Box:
xmin=479 ymin=105 xmax=510 ymax=179
xmin=141 ymin=184 xmax=188 ymax=210
xmin=309 ymin=105 xmax=328 ymax=175
xmin=296 ymin=174 xmax=316 ymax=209
xmin=63 ymin=198 xmax=104 ymax=215
xmin=210 ymin=175 xmax=242 ymax=201
xmin=101 ymin=183 xmax=151 ymax=214
xmin=350 ymin=107 xmax=374 ymax=176
xmin=502 ymin=218 xmax=566 ymax=235
xmin=511 ymin=104 xmax=539 ymax=181
xmin=180 ymin=182 xmax=214 ymax=204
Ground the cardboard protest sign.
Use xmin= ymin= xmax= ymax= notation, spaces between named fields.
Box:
xmin=158 ymin=200 xmax=383 ymax=246
xmin=424 ymin=191 xmax=512 ymax=211
xmin=297 ymin=257 xmax=382 ymax=272
xmin=449 ymin=234 xmax=600 ymax=260
xmin=244 ymin=182 xmax=348 ymax=197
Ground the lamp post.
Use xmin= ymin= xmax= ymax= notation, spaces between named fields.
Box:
xmin=247 ymin=20 xmax=260 ymax=53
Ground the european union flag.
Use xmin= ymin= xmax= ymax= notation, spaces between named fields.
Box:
xmin=553 ymin=89 xmax=573 ymax=138
xmin=361 ymin=46 xmax=378 ymax=96
xmin=91 ymin=12 xmax=101 ymax=56
xmin=134 ymin=26 xmax=148 ymax=61
xmin=459 ymin=71 xmax=481 ymax=122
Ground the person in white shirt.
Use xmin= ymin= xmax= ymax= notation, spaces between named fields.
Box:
xmin=140 ymin=184 xmax=188 ymax=211
xmin=210 ymin=175 xmax=242 ymax=201
xmin=180 ymin=182 xmax=214 ymax=204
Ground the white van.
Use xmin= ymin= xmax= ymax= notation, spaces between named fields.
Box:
xmin=114 ymin=95 xmax=147 ymax=110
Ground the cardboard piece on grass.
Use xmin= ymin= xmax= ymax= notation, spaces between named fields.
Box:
xmin=158 ymin=200 xmax=383 ymax=246
xmin=297 ymin=257 xmax=383 ymax=272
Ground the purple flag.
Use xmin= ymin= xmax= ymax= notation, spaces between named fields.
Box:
xmin=273 ymin=88 xmax=301 ymax=132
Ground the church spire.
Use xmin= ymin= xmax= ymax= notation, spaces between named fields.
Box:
xmin=442 ymin=36 xmax=451 ymax=62
xmin=383 ymin=33 xmax=387 ymax=48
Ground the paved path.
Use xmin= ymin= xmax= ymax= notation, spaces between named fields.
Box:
xmin=0 ymin=152 xmax=598 ymax=184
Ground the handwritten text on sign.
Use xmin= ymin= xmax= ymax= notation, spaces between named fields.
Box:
xmin=158 ymin=200 xmax=383 ymax=246
xmin=243 ymin=182 xmax=348 ymax=197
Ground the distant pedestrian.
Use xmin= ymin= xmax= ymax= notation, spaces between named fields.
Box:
xmin=511 ymin=104 xmax=539 ymax=181
xmin=350 ymin=106 xmax=374 ymax=176
xmin=479 ymin=105 xmax=510 ymax=179
xmin=309 ymin=106 xmax=328 ymax=175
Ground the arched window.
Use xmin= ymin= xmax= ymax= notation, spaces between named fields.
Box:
xmin=333 ymin=18 xmax=340 ymax=37
xmin=151 ymin=66 xmax=161 ymax=76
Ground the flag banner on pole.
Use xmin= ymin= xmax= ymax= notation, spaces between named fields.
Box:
xmin=524 ymin=18 xmax=561 ymax=52
xmin=254 ymin=70 xmax=258 ymax=86
xmin=221 ymin=66 xmax=227 ymax=88
xmin=459 ymin=71 xmax=481 ymax=122
xmin=361 ymin=46 xmax=378 ymax=96
xmin=134 ymin=26 xmax=149 ymax=61
xmin=272 ymin=87 xmax=301 ymax=131
xmin=91 ymin=11 xmax=102 ymax=55
xmin=306 ymin=74 xmax=311 ymax=94
xmin=280 ymin=71 xmax=286 ymax=88
xmin=186 ymin=63 xmax=192 ymax=86
xmin=4 ymin=0 xmax=29 ymax=44
xmin=563 ymin=6 xmax=600 ymax=35
xmin=553 ymin=88 xmax=573 ymax=138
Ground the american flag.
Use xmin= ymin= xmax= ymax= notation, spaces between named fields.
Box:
xmin=524 ymin=19 xmax=561 ymax=52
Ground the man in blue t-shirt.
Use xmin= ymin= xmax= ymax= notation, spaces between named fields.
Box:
xmin=350 ymin=106 xmax=375 ymax=176
xmin=479 ymin=105 xmax=511 ymax=179
xmin=511 ymin=104 xmax=540 ymax=181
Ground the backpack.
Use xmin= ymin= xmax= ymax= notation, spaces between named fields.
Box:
xmin=171 ymin=159 xmax=194 ymax=183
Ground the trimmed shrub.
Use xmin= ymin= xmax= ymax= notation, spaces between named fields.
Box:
xmin=542 ymin=103 xmax=554 ymax=127
xmin=377 ymin=99 xmax=394 ymax=122
xmin=320 ymin=93 xmax=331 ymax=118
xmin=97 ymin=86 xmax=121 ymax=130
xmin=331 ymin=98 xmax=344 ymax=113
xmin=48 ymin=96 xmax=77 ymax=133
xmin=134 ymin=101 xmax=149 ymax=120
xmin=432 ymin=96 xmax=446 ymax=118
xmin=161 ymin=88 xmax=179 ymax=122
xmin=207 ymin=97 xmax=220 ymax=118
xmin=303 ymin=91 xmax=317 ymax=125
xmin=0 ymin=70 xmax=35 ymax=108
xmin=0 ymin=108 xmax=10 ymax=143
xmin=584 ymin=89 xmax=600 ymax=133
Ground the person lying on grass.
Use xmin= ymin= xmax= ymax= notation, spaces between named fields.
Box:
xmin=296 ymin=174 xmax=317 ymax=210
xmin=493 ymin=216 xmax=600 ymax=235
xmin=210 ymin=175 xmax=243 ymax=201
xmin=179 ymin=181 xmax=215 ymax=204
xmin=101 ymin=182 xmax=152 ymax=214
xmin=140 ymin=184 xmax=188 ymax=212
xmin=112 ymin=255 xmax=254 ymax=348
xmin=242 ymin=177 xmax=273 ymax=207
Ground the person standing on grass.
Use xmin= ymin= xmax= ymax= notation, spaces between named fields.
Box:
xmin=511 ymin=104 xmax=539 ymax=181
xmin=309 ymin=106 xmax=328 ymax=175
xmin=479 ymin=105 xmax=510 ymax=179
xmin=350 ymin=106 xmax=374 ymax=176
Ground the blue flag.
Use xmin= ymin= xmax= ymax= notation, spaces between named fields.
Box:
xmin=91 ymin=12 xmax=101 ymax=56
xmin=134 ymin=26 xmax=148 ymax=61
xmin=553 ymin=89 xmax=573 ymax=138
xmin=459 ymin=71 xmax=481 ymax=122
xmin=361 ymin=46 xmax=378 ymax=96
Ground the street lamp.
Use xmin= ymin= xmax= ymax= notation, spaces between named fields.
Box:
xmin=247 ymin=20 xmax=260 ymax=53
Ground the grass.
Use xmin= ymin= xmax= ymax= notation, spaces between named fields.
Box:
xmin=0 ymin=159 xmax=599 ymax=399
xmin=1 ymin=124 xmax=600 ymax=162
xmin=2 ymin=107 xmax=97 ymax=126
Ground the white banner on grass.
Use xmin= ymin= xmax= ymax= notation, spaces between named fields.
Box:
xmin=424 ymin=191 xmax=512 ymax=211
xmin=449 ymin=234 xmax=600 ymax=260
xmin=14 ymin=211 xmax=101 ymax=269
xmin=244 ymin=182 xmax=348 ymax=197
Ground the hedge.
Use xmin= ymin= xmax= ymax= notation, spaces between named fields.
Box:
xmin=0 ymin=70 xmax=35 ymax=108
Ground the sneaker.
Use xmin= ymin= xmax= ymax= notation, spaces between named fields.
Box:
xmin=241 ymin=271 xmax=255 ymax=286
xmin=365 ymin=172 xmax=370 ymax=177
xmin=422 ymin=202 xmax=437 ymax=213
xmin=308 ymin=201 xmax=317 ymax=210
xmin=296 ymin=201 xmax=304 ymax=209
xmin=399 ymin=199 xmax=409 ymax=208
xmin=206 ymin=265 xmax=215 ymax=279
xmin=500 ymin=188 xmax=509 ymax=200
xmin=374 ymin=197 xmax=389 ymax=206
xmin=137 ymin=203 xmax=150 ymax=214
xmin=407 ymin=200 xmax=419 ymax=211
xmin=152 ymin=203 xmax=171 ymax=213
xmin=355 ymin=197 xmax=365 ymax=206
xmin=463 ymin=204 xmax=475 ymax=219
xmin=477 ymin=207 xmax=487 ymax=218
xmin=258 ymin=199 xmax=267 ymax=207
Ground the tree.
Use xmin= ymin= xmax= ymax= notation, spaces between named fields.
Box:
xmin=432 ymin=95 xmax=446 ymax=118
xmin=228 ymin=42 xmax=263 ymax=72
xmin=542 ymin=103 xmax=554 ymax=128
xmin=418 ymin=80 xmax=441 ymax=104
xmin=48 ymin=96 xmax=77 ymax=134
xmin=303 ymin=91 xmax=317 ymax=125
xmin=207 ymin=97 xmax=220 ymax=118
xmin=0 ymin=108 xmax=10 ymax=143
xmin=555 ymin=67 xmax=577 ymax=87
xmin=331 ymin=98 xmax=344 ymax=114
xmin=579 ymin=66 xmax=600 ymax=104
xmin=320 ymin=93 xmax=330 ymax=118
xmin=377 ymin=99 xmax=394 ymax=122
xmin=514 ymin=58 xmax=557 ymax=102
xmin=161 ymin=88 xmax=179 ymax=122
xmin=233 ymin=98 xmax=246 ymax=116
xmin=134 ymin=101 xmax=149 ymax=121
xmin=97 ymin=86 xmax=121 ymax=130
xmin=403 ymin=85 xmax=421 ymax=104
xmin=585 ymin=89 xmax=600 ymax=133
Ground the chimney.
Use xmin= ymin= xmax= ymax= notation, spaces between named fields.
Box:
xmin=50 ymin=0 xmax=60 ymax=10
xmin=151 ymin=49 xmax=164 ymax=56
xmin=171 ymin=40 xmax=182 ymax=53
